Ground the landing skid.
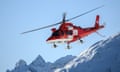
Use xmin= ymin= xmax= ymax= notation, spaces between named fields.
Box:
xmin=52 ymin=40 xmax=84 ymax=49
xmin=53 ymin=43 xmax=72 ymax=49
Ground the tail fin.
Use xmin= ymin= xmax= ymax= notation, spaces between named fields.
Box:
xmin=95 ymin=15 xmax=100 ymax=28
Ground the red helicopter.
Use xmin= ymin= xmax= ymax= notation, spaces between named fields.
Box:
xmin=22 ymin=6 xmax=104 ymax=49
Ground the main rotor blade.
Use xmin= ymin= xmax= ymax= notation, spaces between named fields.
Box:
xmin=22 ymin=13 xmax=66 ymax=34
xmin=21 ymin=21 xmax=62 ymax=34
xmin=66 ymin=5 xmax=104 ymax=22
xmin=21 ymin=5 xmax=104 ymax=34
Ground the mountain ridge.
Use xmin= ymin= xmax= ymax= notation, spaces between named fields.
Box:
xmin=55 ymin=33 xmax=120 ymax=72
xmin=7 ymin=55 xmax=75 ymax=72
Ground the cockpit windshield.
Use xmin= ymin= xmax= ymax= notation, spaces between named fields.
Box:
xmin=52 ymin=30 xmax=60 ymax=36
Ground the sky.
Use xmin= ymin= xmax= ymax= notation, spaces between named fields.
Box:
xmin=0 ymin=0 xmax=120 ymax=72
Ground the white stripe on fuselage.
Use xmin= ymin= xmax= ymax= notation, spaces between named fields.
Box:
xmin=47 ymin=38 xmax=72 ymax=44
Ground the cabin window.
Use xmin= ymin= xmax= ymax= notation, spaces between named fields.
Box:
xmin=52 ymin=30 xmax=72 ymax=36
xmin=66 ymin=31 xmax=73 ymax=35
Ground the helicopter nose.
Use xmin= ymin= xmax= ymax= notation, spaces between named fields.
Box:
xmin=46 ymin=36 xmax=56 ymax=43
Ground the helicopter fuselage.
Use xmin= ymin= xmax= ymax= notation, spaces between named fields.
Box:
xmin=46 ymin=15 xmax=104 ymax=45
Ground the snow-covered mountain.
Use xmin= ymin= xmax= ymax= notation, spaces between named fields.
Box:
xmin=7 ymin=55 xmax=75 ymax=72
xmin=7 ymin=33 xmax=120 ymax=72
xmin=55 ymin=33 xmax=120 ymax=72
